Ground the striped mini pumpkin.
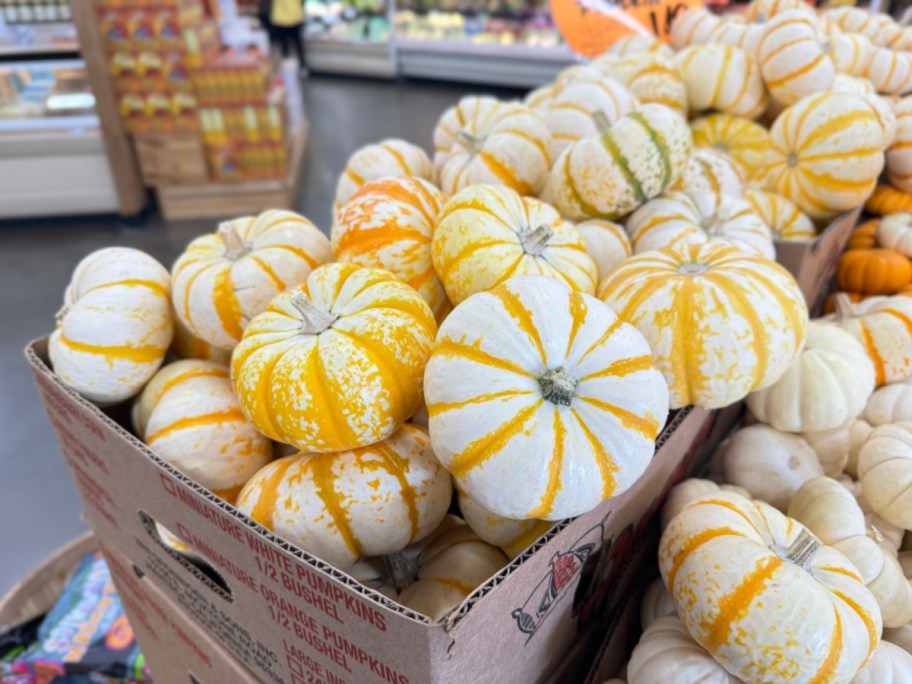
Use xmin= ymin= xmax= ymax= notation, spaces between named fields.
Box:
xmin=759 ymin=92 xmax=885 ymax=219
xmin=866 ymin=183 xmax=912 ymax=214
xmin=523 ymin=83 xmax=555 ymax=116
xmin=332 ymin=176 xmax=449 ymax=320
xmin=866 ymin=48 xmax=912 ymax=96
xmin=595 ymin=54 xmax=689 ymax=116
xmin=431 ymin=184 xmax=597 ymax=305
xmin=690 ymin=114 xmax=773 ymax=181
xmin=236 ymin=424 xmax=452 ymax=571
xmin=827 ymin=294 xmax=912 ymax=386
xmin=424 ymin=275 xmax=669 ymax=520
xmin=709 ymin=18 xmax=764 ymax=57
xmin=433 ymin=95 xmax=551 ymax=197
xmin=659 ymin=491 xmax=882 ymax=683
xmin=757 ymin=10 xmax=836 ymax=106
xmin=674 ymin=44 xmax=768 ymax=118
xmin=626 ymin=190 xmax=775 ymax=258
xmin=598 ymin=242 xmax=808 ymax=408
xmin=547 ymin=104 xmax=692 ymax=222
xmin=823 ymin=7 xmax=899 ymax=47
xmin=141 ymin=366 xmax=272 ymax=504
xmin=171 ymin=210 xmax=332 ymax=351
xmin=828 ymin=32 xmax=874 ymax=76
xmin=457 ymin=490 xmax=552 ymax=559
xmin=333 ymin=138 xmax=434 ymax=213
xmin=232 ymin=263 xmax=437 ymax=452
xmin=745 ymin=189 xmax=816 ymax=240
xmin=577 ymin=219 xmax=632 ymax=281
xmin=830 ymin=73 xmax=876 ymax=95
xmin=602 ymin=34 xmax=673 ymax=60
xmin=671 ymin=147 xmax=747 ymax=198
xmin=546 ymin=78 xmax=638 ymax=157
xmin=829 ymin=75 xmax=897 ymax=146
xmin=887 ymin=97 xmax=912 ymax=191
xmin=670 ymin=8 xmax=720 ymax=49
xmin=49 ymin=247 xmax=173 ymax=405
xmin=746 ymin=0 xmax=803 ymax=22
xmin=171 ymin=318 xmax=231 ymax=365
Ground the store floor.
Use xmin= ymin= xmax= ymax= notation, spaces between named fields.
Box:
xmin=0 ymin=74 xmax=522 ymax=595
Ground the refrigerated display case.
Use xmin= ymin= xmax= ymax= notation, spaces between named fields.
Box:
xmin=303 ymin=0 xmax=397 ymax=77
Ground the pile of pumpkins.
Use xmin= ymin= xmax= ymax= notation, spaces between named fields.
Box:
xmin=42 ymin=0 xmax=912 ymax=674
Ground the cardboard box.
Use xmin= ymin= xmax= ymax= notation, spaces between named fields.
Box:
xmin=134 ymin=131 xmax=209 ymax=185
xmin=26 ymin=338 xmax=740 ymax=684
xmin=775 ymin=207 xmax=861 ymax=312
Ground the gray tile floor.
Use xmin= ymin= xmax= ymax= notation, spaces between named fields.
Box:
xmin=0 ymin=75 xmax=521 ymax=594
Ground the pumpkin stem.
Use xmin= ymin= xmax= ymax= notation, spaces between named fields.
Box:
xmin=777 ymin=528 xmax=820 ymax=572
xmin=218 ymin=222 xmax=250 ymax=260
xmin=55 ymin=304 xmax=69 ymax=323
xmin=592 ymin=109 xmax=613 ymax=135
xmin=382 ymin=551 xmax=419 ymax=594
xmin=833 ymin=293 xmax=858 ymax=321
xmin=520 ymin=223 xmax=554 ymax=256
xmin=539 ymin=367 xmax=578 ymax=406
xmin=701 ymin=212 xmax=728 ymax=236
xmin=678 ymin=262 xmax=709 ymax=276
xmin=868 ymin=524 xmax=885 ymax=544
xmin=290 ymin=292 xmax=338 ymax=334
xmin=459 ymin=130 xmax=484 ymax=153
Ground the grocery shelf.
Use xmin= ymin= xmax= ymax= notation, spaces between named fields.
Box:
xmin=0 ymin=21 xmax=79 ymax=60
xmin=306 ymin=38 xmax=397 ymax=78
xmin=395 ymin=38 xmax=576 ymax=87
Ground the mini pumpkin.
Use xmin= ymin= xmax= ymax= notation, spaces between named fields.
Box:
xmin=171 ymin=210 xmax=332 ymax=350
xmin=757 ymin=10 xmax=836 ymax=106
xmin=546 ymin=78 xmax=638 ymax=157
xmin=865 ymin=378 xmax=912 ymax=425
xmin=884 ymin=624 xmax=912 ymax=653
xmin=848 ymin=219 xmax=881 ymax=250
xmin=333 ymin=138 xmax=434 ymax=213
xmin=660 ymin=491 xmax=882 ymax=684
xmin=866 ymin=48 xmax=912 ymax=96
xmin=237 ymin=425 xmax=452 ymax=572
xmin=837 ymin=249 xmax=912 ymax=295
xmin=660 ymin=478 xmax=751 ymax=530
xmin=690 ymin=114 xmax=773 ymax=181
xmin=803 ymin=423 xmax=852 ymax=476
xmin=332 ymin=176 xmax=449 ymax=320
xmin=424 ymin=275 xmax=669 ymax=520
xmin=595 ymin=54 xmax=690 ymax=116
xmin=747 ymin=321 xmax=876 ymax=433
xmin=829 ymin=32 xmax=875 ymax=77
xmin=867 ymin=184 xmax=912 ymax=215
xmin=524 ymin=84 xmax=555 ymax=115
xmin=720 ymin=425 xmax=824 ymax=510
xmin=846 ymin=418 xmax=875 ymax=479
xmin=598 ymin=242 xmax=808 ymax=409
xmin=603 ymin=34 xmax=674 ymax=59
xmin=670 ymin=8 xmax=721 ymax=49
xmin=674 ymin=44 xmax=768 ymax=118
xmin=851 ymin=642 xmax=912 ymax=684
xmin=640 ymin=578 xmax=677 ymax=630
xmin=672 ymin=148 xmax=747 ymax=199
xmin=433 ymin=96 xmax=551 ymax=197
xmin=49 ymin=247 xmax=173 ymax=404
xmin=747 ymin=0 xmax=803 ymax=22
xmin=231 ymin=263 xmax=436 ymax=452
xmin=457 ymin=490 xmax=552 ymax=559
xmin=576 ymin=219 xmax=632 ymax=281
xmin=745 ymin=189 xmax=816 ymax=240
xmin=759 ymin=92 xmax=885 ymax=219
xmin=858 ymin=422 xmax=912 ymax=529
xmin=877 ymin=212 xmax=912 ymax=257
xmin=827 ymin=294 xmax=912 ymax=385
xmin=546 ymin=104 xmax=692 ymax=222
xmin=171 ymin=319 xmax=231 ymax=365
xmin=709 ymin=17 xmax=764 ymax=57
xmin=431 ymin=184 xmax=597 ymax=306
xmin=887 ymin=98 xmax=912 ymax=192
xmin=626 ymin=190 xmax=774 ymax=258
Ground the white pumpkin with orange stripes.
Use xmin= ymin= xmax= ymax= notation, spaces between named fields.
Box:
xmin=523 ymin=84 xmax=554 ymax=116
xmin=829 ymin=33 xmax=875 ymax=77
xmin=433 ymin=95 xmax=551 ymax=197
xmin=599 ymin=242 xmax=808 ymax=409
xmin=333 ymin=138 xmax=434 ymax=213
xmin=602 ymin=34 xmax=673 ymax=59
xmin=760 ymin=92 xmax=885 ymax=219
xmin=231 ymin=263 xmax=436 ymax=453
xmin=858 ymin=422 xmax=912 ymax=529
xmin=49 ymin=247 xmax=174 ymax=404
xmin=887 ymin=97 xmax=912 ymax=192
xmin=140 ymin=363 xmax=272 ymax=504
xmin=546 ymin=104 xmax=692 ymax=222
xmin=673 ymin=44 xmax=768 ymax=118
xmin=424 ymin=275 xmax=669 ymax=520
xmin=626 ymin=190 xmax=775 ymax=259
xmin=746 ymin=0 xmax=803 ymax=22
xmin=171 ymin=210 xmax=332 ymax=351
xmin=594 ymin=54 xmax=689 ymax=116
xmin=745 ymin=189 xmax=815 ymax=240
xmin=576 ymin=219 xmax=631 ymax=281
xmin=826 ymin=294 xmax=912 ymax=386
xmin=660 ymin=491 xmax=882 ymax=684
xmin=672 ymin=148 xmax=746 ymax=199
xmin=823 ymin=7 xmax=900 ymax=47
xmin=690 ymin=114 xmax=772 ymax=182
xmin=670 ymin=8 xmax=720 ymax=50
xmin=235 ymin=425 xmax=452 ymax=571
xmin=332 ymin=176 xmax=449 ymax=320
xmin=546 ymin=78 xmax=638 ymax=157
xmin=865 ymin=48 xmax=912 ymax=96
xmin=710 ymin=17 xmax=764 ymax=57
xmin=757 ymin=10 xmax=835 ymax=106
xmin=431 ymin=184 xmax=597 ymax=305
xmin=457 ymin=490 xmax=552 ymax=559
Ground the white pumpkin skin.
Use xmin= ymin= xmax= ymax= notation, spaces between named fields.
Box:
xmin=720 ymin=425 xmax=824 ymax=510
xmin=851 ymin=641 xmax=912 ymax=683
xmin=672 ymin=147 xmax=747 ymax=199
xmin=627 ymin=616 xmax=741 ymax=684
xmin=546 ymin=78 xmax=638 ymax=157
xmin=425 ymin=275 xmax=669 ymax=521
xmin=660 ymin=478 xmax=751 ymax=530
xmin=674 ymin=44 xmax=768 ymax=118
xmin=840 ymin=477 xmax=906 ymax=554
xmin=887 ymin=98 xmax=912 ymax=192
xmin=847 ymin=419 xmax=875 ymax=478
xmin=802 ymin=422 xmax=851 ymax=477
xmin=865 ymin=378 xmax=912 ymax=425
xmin=333 ymin=138 xmax=434 ymax=212
xmin=49 ymin=247 xmax=174 ymax=405
xmin=878 ymin=213 xmax=912 ymax=257
xmin=858 ymin=422 xmax=912 ymax=529
xmin=576 ymin=219 xmax=632 ymax=281
xmin=746 ymin=321 xmax=876 ymax=433
xmin=670 ymin=8 xmax=721 ymax=50
xmin=457 ymin=489 xmax=552 ymax=559
xmin=757 ymin=10 xmax=836 ymax=106
xmin=640 ymin=578 xmax=677 ymax=630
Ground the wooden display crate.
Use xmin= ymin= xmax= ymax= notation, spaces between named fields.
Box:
xmin=133 ymin=133 xmax=210 ymax=187
xmin=154 ymin=122 xmax=307 ymax=220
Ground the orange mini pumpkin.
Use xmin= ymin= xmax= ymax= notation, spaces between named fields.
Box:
xmin=837 ymin=249 xmax=912 ymax=295
xmin=866 ymin=185 xmax=912 ymax=215
xmin=823 ymin=291 xmax=865 ymax=314
xmin=847 ymin=220 xmax=881 ymax=250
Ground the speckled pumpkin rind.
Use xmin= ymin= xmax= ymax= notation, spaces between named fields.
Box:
xmin=231 ymin=262 xmax=436 ymax=452
xmin=673 ymin=44 xmax=769 ymax=119
xmin=598 ymin=242 xmax=808 ymax=409
xmin=690 ymin=114 xmax=772 ymax=182
xmin=546 ymin=78 xmax=638 ymax=157
xmin=235 ymin=424 xmax=452 ymax=571
xmin=745 ymin=189 xmax=816 ymax=241
xmin=333 ymin=138 xmax=434 ymax=213
xmin=547 ymin=104 xmax=692 ymax=222
xmin=671 ymin=147 xmax=747 ymax=199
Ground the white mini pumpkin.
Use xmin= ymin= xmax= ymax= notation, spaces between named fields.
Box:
xmin=674 ymin=44 xmax=768 ymax=118
xmin=802 ymin=422 xmax=852 ymax=476
xmin=546 ymin=78 xmax=638 ymax=157
xmin=846 ymin=419 xmax=875 ymax=478
xmin=757 ymin=10 xmax=835 ymax=106
xmin=887 ymin=98 xmax=912 ymax=192
xmin=672 ymin=148 xmax=747 ymax=199
xmin=745 ymin=189 xmax=816 ymax=241
xmin=333 ymin=138 xmax=434 ymax=212
xmin=851 ymin=640 xmax=912 ymax=683
xmin=865 ymin=377 xmax=912 ymax=425
xmin=878 ymin=212 xmax=912 ymax=257
xmin=640 ymin=578 xmax=677 ymax=630
xmin=457 ymin=489 xmax=551 ymax=559
xmin=660 ymin=478 xmax=752 ymax=530
xmin=670 ymin=8 xmax=721 ymax=50
xmin=858 ymin=422 xmax=912 ymax=529
xmin=576 ymin=220 xmax=632 ymax=281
